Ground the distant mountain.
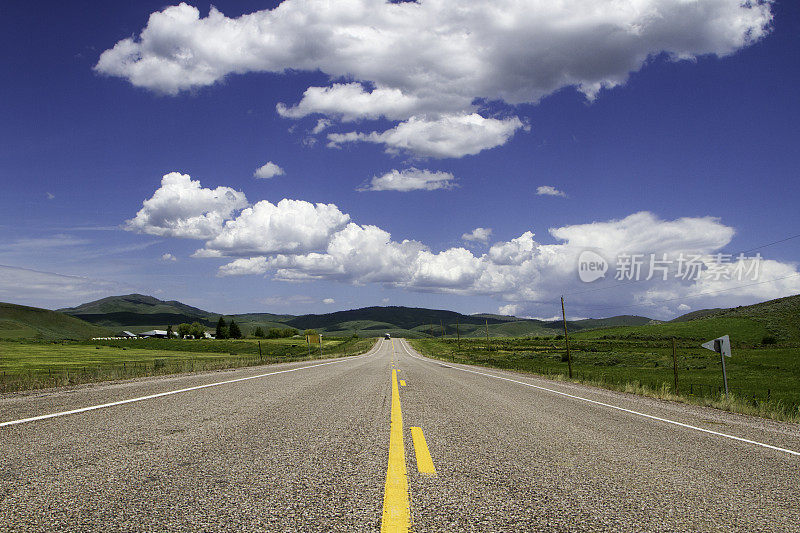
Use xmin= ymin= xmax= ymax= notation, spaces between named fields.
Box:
xmin=59 ymin=293 xmax=219 ymax=328
xmin=0 ymin=302 xmax=111 ymax=340
xmin=285 ymin=306 xmax=506 ymax=332
xmin=53 ymin=294 xmax=656 ymax=338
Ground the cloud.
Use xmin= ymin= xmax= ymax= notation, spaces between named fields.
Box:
xmin=126 ymin=172 xmax=248 ymax=239
xmin=160 ymin=253 xmax=177 ymax=262
xmin=260 ymin=294 xmax=315 ymax=307
xmin=96 ymin=2 xmax=772 ymax=102
xmin=95 ymin=1 xmax=772 ymax=159
xmin=462 ymin=228 xmax=493 ymax=244
xmin=277 ymin=83 xmax=440 ymax=122
xmin=498 ymin=304 xmax=521 ymax=316
xmin=127 ymin=174 xmax=800 ymax=319
xmin=322 ymin=298 xmax=335 ymax=304
xmin=0 ymin=265 xmax=128 ymax=309
xmin=311 ymin=119 xmax=332 ymax=135
xmin=358 ymin=168 xmax=456 ymax=192
xmin=2 ymin=235 xmax=91 ymax=252
xmin=46 ymin=192 xmax=55 ymax=200
xmin=254 ymin=161 xmax=285 ymax=179
xmin=199 ymin=199 xmax=351 ymax=257
xmin=536 ymin=185 xmax=567 ymax=197
xmin=677 ymin=303 xmax=691 ymax=311
xmin=328 ymin=114 xmax=526 ymax=158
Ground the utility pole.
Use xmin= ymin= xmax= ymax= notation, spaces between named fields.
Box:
xmin=485 ymin=319 xmax=490 ymax=351
xmin=258 ymin=340 xmax=263 ymax=363
xmin=456 ymin=319 xmax=460 ymax=349
xmin=671 ymin=338 xmax=678 ymax=393
xmin=561 ymin=296 xmax=573 ymax=378
xmin=440 ymin=320 xmax=446 ymax=338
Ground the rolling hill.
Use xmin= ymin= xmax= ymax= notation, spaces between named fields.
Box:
xmin=58 ymin=293 xmax=219 ymax=328
xmin=8 ymin=292 xmax=799 ymax=341
xmin=574 ymin=294 xmax=800 ymax=344
xmin=0 ymin=302 xmax=111 ymax=340
xmin=52 ymin=294 xmax=656 ymax=338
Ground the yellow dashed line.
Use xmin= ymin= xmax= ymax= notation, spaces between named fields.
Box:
xmin=381 ymin=369 xmax=410 ymax=532
xmin=400 ymin=380 xmax=406 ymax=387
xmin=410 ymin=427 xmax=436 ymax=476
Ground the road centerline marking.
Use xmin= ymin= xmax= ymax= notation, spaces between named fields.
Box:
xmin=1 ymin=342 xmax=381 ymax=429
xmin=410 ymin=427 xmax=436 ymax=475
xmin=400 ymin=380 xmax=406 ymax=387
xmin=397 ymin=339 xmax=800 ymax=457
xmin=381 ymin=369 xmax=410 ymax=532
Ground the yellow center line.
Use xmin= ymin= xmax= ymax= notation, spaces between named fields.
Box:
xmin=410 ymin=427 xmax=436 ymax=475
xmin=400 ymin=380 xmax=406 ymax=387
xmin=381 ymin=369 xmax=410 ymax=532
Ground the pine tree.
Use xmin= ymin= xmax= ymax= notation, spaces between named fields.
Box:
xmin=216 ymin=316 xmax=228 ymax=339
xmin=229 ymin=320 xmax=242 ymax=339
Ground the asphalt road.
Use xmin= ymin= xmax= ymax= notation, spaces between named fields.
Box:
xmin=1 ymin=338 xmax=798 ymax=532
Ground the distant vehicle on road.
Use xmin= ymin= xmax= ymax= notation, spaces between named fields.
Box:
xmin=384 ymin=333 xmax=391 ymax=339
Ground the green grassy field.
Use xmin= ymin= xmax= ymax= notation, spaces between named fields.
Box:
xmin=0 ymin=337 xmax=375 ymax=393
xmin=409 ymin=337 xmax=800 ymax=422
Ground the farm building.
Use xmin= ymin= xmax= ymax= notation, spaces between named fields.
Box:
xmin=137 ymin=330 xmax=175 ymax=338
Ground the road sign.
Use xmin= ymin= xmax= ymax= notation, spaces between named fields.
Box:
xmin=306 ymin=334 xmax=322 ymax=344
xmin=701 ymin=335 xmax=731 ymax=397
xmin=701 ymin=335 xmax=731 ymax=357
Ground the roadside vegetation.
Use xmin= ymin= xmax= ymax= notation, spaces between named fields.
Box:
xmin=409 ymin=336 xmax=800 ymax=423
xmin=0 ymin=336 xmax=375 ymax=393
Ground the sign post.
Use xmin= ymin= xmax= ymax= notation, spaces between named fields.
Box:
xmin=701 ymin=335 xmax=731 ymax=398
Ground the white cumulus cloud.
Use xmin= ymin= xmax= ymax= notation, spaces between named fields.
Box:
xmin=127 ymin=174 xmax=800 ymax=319
xmin=95 ymin=1 xmax=772 ymax=158
xmin=462 ymin=228 xmax=493 ymax=244
xmin=498 ymin=304 xmax=522 ymax=317
xmin=200 ymin=199 xmax=351 ymax=257
xmin=254 ymin=162 xmax=285 ymax=179
xmin=160 ymin=253 xmax=177 ymax=262
xmin=358 ymin=168 xmax=456 ymax=192
xmin=537 ymin=185 xmax=567 ymax=197
xmin=322 ymin=298 xmax=335 ymax=304
xmin=328 ymin=114 xmax=526 ymax=158
xmin=126 ymin=172 xmax=248 ymax=240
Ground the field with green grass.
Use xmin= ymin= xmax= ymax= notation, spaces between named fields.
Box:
xmin=409 ymin=336 xmax=800 ymax=422
xmin=0 ymin=336 xmax=375 ymax=393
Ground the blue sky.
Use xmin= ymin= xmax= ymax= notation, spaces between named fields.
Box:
xmin=1 ymin=0 xmax=798 ymax=319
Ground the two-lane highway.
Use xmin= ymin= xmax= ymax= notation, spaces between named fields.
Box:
xmin=1 ymin=338 xmax=798 ymax=531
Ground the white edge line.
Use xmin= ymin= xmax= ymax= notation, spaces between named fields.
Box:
xmin=1 ymin=341 xmax=381 ymax=428
xmin=398 ymin=339 xmax=800 ymax=457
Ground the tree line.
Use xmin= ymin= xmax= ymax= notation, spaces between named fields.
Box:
xmin=169 ymin=318 xmax=300 ymax=340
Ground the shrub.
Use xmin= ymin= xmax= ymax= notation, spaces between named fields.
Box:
xmin=762 ymin=336 xmax=777 ymax=345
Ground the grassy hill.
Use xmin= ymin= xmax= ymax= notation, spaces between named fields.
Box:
xmin=0 ymin=302 xmax=111 ymax=340
xmin=573 ymin=294 xmax=800 ymax=345
xmin=58 ymin=293 xmax=219 ymax=328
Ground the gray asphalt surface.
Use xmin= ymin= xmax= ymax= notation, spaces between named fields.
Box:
xmin=1 ymin=338 xmax=798 ymax=531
